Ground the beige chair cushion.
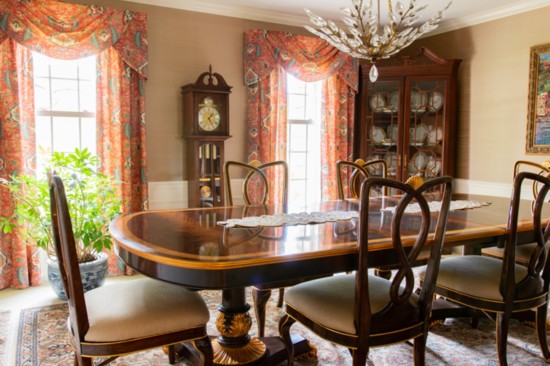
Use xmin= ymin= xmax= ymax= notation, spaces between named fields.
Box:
xmin=83 ymin=278 xmax=209 ymax=342
xmin=421 ymin=255 xmax=528 ymax=301
xmin=482 ymin=243 xmax=538 ymax=266
xmin=285 ymin=274 xmax=418 ymax=335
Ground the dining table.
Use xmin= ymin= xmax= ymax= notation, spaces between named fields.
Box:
xmin=108 ymin=192 xmax=548 ymax=366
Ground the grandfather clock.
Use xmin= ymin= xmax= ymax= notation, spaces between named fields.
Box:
xmin=182 ymin=66 xmax=232 ymax=207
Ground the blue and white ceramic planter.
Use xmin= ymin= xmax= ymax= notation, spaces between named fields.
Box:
xmin=47 ymin=252 xmax=108 ymax=301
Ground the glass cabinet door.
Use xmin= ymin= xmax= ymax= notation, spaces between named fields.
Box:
xmin=406 ymin=79 xmax=446 ymax=180
xmin=365 ymin=80 xmax=401 ymax=180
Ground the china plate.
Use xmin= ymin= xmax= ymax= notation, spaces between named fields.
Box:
xmin=387 ymin=124 xmax=398 ymax=143
xmin=389 ymin=91 xmax=399 ymax=112
xmin=370 ymin=92 xmax=386 ymax=110
xmin=384 ymin=152 xmax=398 ymax=172
xmin=372 ymin=126 xmax=386 ymax=144
xmin=410 ymin=91 xmax=427 ymax=112
xmin=411 ymin=152 xmax=428 ymax=170
xmin=410 ymin=123 xmax=428 ymax=144
xmin=429 ymin=91 xmax=444 ymax=111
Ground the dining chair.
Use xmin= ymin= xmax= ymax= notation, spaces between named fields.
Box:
xmin=279 ymin=175 xmax=454 ymax=366
xmin=336 ymin=158 xmax=431 ymax=279
xmin=336 ymin=158 xmax=388 ymax=199
xmin=223 ymin=159 xmax=288 ymax=337
xmin=482 ymin=160 xmax=550 ymax=265
xmin=49 ymin=174 xmax=213 ymax=366
xmin=424 ymin=171 xmax=550 ymax=366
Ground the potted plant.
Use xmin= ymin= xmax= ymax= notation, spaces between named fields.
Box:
xmin=0 ymin=148 xmax=122 ymax=300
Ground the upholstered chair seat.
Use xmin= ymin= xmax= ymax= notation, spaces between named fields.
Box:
xmin=285 ymin=274 xmax=419 ymax=335
xmin=83 ymin=278 xmax=210 ymax=342
xmin=279 ymin=175 xmax=454 ymax=366
xmin=429 ymin=255 xmax=543 ymax=302
xmin=49 ymin=174 xmax=213 ymax=365
xmin=424 ymin=170 xmax=550 ymax=366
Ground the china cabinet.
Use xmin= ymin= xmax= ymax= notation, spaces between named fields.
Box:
xmin=353 ymin=48 xmax=461 ymax=182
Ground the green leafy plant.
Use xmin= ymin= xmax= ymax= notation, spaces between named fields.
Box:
xmin=0 ymin=148 xmax=122 ymax=263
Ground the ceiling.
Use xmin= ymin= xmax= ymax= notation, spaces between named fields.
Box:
xmin=123 ymin=0 xmax=549 ymax=35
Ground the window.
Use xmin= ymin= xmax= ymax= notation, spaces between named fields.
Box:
xmin=32 ymin=52 xmax=97 ymax=175
xmin=286 ymin=73 xmax=322 ymax=207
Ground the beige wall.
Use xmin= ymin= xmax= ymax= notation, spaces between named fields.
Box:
xmin=72 ymin=1 xmax=550 ymax=189
xmin=71 ymin=0 xmax=305 ymax=183
xmin=414 ymin=6 xmax=550 ymax=183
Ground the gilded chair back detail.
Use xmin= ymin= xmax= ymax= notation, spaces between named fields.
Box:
xmin=336 ymin=158 xmax=388 ymax=200
xmin=224 ymin=160 xmax=288 ymax=209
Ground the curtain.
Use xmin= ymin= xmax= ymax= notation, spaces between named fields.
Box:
xmin=244 ymin=29 xmax=358 ymax=202
xmin=0 ymin=0 xmax=148 ymax=288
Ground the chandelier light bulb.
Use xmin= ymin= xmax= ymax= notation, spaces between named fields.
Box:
xmin=304 ymin=0 xmax=452 ymax=82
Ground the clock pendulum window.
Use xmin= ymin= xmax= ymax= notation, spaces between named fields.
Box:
xmin=181 ymin=65 xmax=232 ymax=208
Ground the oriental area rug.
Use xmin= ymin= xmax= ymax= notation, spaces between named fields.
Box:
xmin=0 ymin=310 xmax=10 ymax=365
xmin=14 ymin=289 xmax=550 ymax=365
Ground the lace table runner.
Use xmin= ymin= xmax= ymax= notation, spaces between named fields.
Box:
xmin=380 ymin=200 xmax=491 ymax=214
xmin=217 ymin=210 xmax=359 ymax=228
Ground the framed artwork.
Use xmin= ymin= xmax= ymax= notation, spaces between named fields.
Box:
xmin=526 ymin=43 xmax=550 ymax=154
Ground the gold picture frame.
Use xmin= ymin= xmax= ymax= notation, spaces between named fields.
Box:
xmin=526 ymin=43 xmax=550 ymax=154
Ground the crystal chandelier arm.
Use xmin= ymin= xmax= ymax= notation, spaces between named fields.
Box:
xmin=305 ymin=0 xmax=453 ymax=80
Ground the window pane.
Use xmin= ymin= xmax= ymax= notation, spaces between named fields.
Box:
xmin=78 ymin=56 xmax=96 ymax=80
xmin=52 ymin=117 xmax=80 ymax=153
xmin=34 ymin=77 xmax=51 ymax=111
xmin=81 ymin=117 xmax=97 ymax=154
xmin=288 ymin=94 xmax=306 ymax=120
xmin=33 ymin=52 xmax=50 ymax=77
xmin=289 ymin=124 xmax=307 ymax=152
xmin=50 ymin=57 xmax=78 ymax=79
xmin=287 ymin=74 xmax=305 ymax=93
xmin=79 ymin=80 xmax=96 ymax=112
xmin=35 ymin=116 xmax=52 ymax=153
xmin=51 ymin=79 xmax=79 ymax=111
xmin=289 ymin=152 xmax=307 ymax=180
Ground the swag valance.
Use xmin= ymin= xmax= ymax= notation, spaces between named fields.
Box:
xmin=244 ymin=29 xmax=358 ymax=93
xmin=0 ymin=0 xmax=147 ymax=77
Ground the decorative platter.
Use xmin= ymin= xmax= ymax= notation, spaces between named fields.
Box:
xmin=370 ymin=92 xmax=386 ymax=110
xmin=409 ymin=123 xmax=428 ymax=144
xmin=372 ymin=126 xmax=386 ymax=144
xmin=429 ymin=91 xmax=444 ymax=111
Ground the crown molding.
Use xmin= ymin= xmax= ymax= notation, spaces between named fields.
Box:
xmin=429 ymin=0 xmax=550 ymax=36
xmin=123 ymin=0 xmax=549 ymax=34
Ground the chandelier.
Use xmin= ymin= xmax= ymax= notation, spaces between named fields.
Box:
xmin=304 ymin=0 xmax=452 ymax=82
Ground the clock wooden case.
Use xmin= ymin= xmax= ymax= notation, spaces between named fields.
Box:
xmin=182 ymin=66 xmax=232 ymax=208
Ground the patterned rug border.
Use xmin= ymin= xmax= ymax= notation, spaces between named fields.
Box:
xmin=13 ymin=290 xmax=550 ymax=365
xmin=0 ymin=309 xmax=11 ymax=366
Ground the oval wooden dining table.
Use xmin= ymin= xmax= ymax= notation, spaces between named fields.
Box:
xmin=109 ymin=193 xmax=541 ymax=365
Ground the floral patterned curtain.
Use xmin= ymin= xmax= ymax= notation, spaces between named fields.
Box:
xmin=0 ymin=0 xmax=148 ymax=288
xmin=244 ymin=29 xmax=358 ymax=202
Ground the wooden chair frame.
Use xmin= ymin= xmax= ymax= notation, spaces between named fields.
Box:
xmin=336 ymin=158 xmax=388 ymax=199
xmin=436 ymin=171 xmax=550 ymax=365
xmin=49 ymin=174 xmax=213 ymax=366
xmin=279 ymin=176 xmax=454 ymax=366
xmin=223 ymin=160 xmax=288 ymax=337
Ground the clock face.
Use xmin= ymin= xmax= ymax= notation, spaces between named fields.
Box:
xmin=198 ymin=97 xmax=221 ymax=131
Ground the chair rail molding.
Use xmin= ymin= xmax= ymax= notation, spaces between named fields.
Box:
xmin=148 ymin=178 xmax=520 ymax=210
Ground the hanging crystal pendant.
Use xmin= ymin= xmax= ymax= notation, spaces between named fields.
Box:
xmin=369 ymin=64 xmax=379 ymax=82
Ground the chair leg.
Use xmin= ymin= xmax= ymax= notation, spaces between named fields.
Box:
xmin=471 ymin=308 xmax=480 ymax=329
xmin=279 ymin=314 xmax=296 ymax=366
xmin=195 ymin=335 xmax=214 ymax=366
xmin=277 ymin=288 xmax=285 ymax=308
xmin=167 ymin=344 xmax=176 ymax=364
xmin=252 ymin=288 xmax=272 ymax=337
xmin=496 ymin=311 xmax=511 ymax=366
xmin=351 ymin=346 xmax=369 ymax=366
xmin=413 ymin=334 xmax=427 ymax=366
xmin=536 ymin=304 xmax=550 ymax=361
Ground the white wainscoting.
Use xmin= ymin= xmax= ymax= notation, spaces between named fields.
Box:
xmin=148 ymin=179 xmax=245 ymax=210
xmin=148 ymin=178 xmax=521 ymax=210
